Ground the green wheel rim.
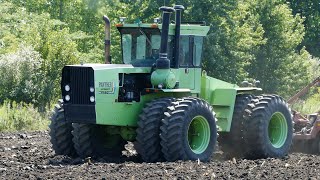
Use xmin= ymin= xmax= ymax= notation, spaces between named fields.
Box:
xmin=268 ymin=112 xmax=288 ymax=148
xmin=187 ymin=115 xmax=211 ymax=154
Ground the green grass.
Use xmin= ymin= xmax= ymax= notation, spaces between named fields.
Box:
xmin=0 ymin=100 xmax=49 ymax=132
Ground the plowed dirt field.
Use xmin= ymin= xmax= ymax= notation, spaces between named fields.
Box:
xmin=0 ymin=131 xmax=319 ymax=179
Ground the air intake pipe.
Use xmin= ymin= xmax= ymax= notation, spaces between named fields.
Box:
xmin=103 ymin=15 xmax=111 ymax=64
xmin=156 ymin=6 xmax=175 ymax=69
xmin=151 ymin=6 xmax=177 ymax=89
xmin=173 ymin=5 xmax=185 ymax=68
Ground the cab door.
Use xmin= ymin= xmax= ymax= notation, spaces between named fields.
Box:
xmin=178 ymin=36 xmax=204 ymax=91
xmin=178 ymin=36 xmax=195 ymax=89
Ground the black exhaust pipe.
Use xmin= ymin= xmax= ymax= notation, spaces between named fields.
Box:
xmin=103 ymin=15 xmax=111 ymax=64
xmin=156 ymin=6 xmax=175 ymax=69
xmin=173 ymin=5 xmax=185 ymax=68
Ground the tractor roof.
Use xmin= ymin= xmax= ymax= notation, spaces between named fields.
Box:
xmin=116 ymin=23 xmax=210 ymax=36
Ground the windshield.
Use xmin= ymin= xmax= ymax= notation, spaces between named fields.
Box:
xmin=119 ymin=27 xmax=173 ymax=67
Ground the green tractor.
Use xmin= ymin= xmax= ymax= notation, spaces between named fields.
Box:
xmin=49 ymin=5 xmax=293 ymax=162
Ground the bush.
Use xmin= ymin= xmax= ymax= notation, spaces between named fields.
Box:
xmin=0 ymin=45 xmax=46 ymax=106
xmin=0 ymin=100 xmax=49 ymax=132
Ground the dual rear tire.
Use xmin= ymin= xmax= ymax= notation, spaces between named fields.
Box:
xmin=218 ymin=94 xmax=253 ymax=158
xmin=219 ymin=94 xmax=293 ymax=159
xmin=243 ymin=95 xmax=292 ymax=159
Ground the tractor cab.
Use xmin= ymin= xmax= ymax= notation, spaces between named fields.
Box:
xmin=117 ymin=25 xmax=167 ymax=67
xmin=116 ymin=21 xmax=209 ymax=69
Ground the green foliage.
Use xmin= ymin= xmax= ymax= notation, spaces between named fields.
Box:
xmin=0 ymin=2 xmax=82 ymax=108
xmin=41 ymin=28 xmax=80 ymax=104
xmin=202 ymin=0 xmax=266 ymax=83
xmin=246 ymin=1 xmax=310 ymax=96
xmin=0 ymin=100 xmax=49 ymax=132
xmin=290 ymin=58 xmax=319 ymax=114
xmin=287 ymin=0 xmax=320 ymax=57
xmin=0 ymin=46 xmax=45 ymax=106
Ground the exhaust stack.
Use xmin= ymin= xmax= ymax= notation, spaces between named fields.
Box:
xmin=173 ymin=5 xmax=185 ymax=68
xmin=103 ymin=15 xmax=111 ymax=64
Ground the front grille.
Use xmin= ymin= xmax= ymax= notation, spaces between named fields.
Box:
xmin=62 ymin=66 xmax=94 ymax=104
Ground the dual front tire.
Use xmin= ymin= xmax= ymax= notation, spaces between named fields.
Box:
xmin=49 ymin=100 xmax=76 ymax=157
xmin=49 ymin=100 xmax=125 ymax=158
xmin=71 ymin=123 xmax=126 ymax=158
xmin=160 ymin=98 xmax=217 ymax=162
xmin=136 ymin=97 xmax=217 ymax=162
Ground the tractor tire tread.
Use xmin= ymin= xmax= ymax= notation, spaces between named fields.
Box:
xmin=72 ymin=123 xmax=93 ymax=158
xmin=135 ymin=97 xmax=175 ymax=162
xmin=218 ymin=94 xmax=254 ymax=158
xmin=160 ymin=97 xmax=217 ymax=162
xmin=49 ymin=101 xmax=76 ymax=156
xmin=243 ymin=95 xmax=293 ymax=159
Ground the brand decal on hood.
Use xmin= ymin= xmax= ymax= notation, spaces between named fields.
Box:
xmin=98 ymin=82 xmax=115 ymax=94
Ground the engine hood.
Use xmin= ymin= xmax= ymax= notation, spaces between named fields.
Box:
xmin=66 ymin=63 xmax=151 ymax=74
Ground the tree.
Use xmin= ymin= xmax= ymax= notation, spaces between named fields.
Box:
xmin=245 ymin=0 xmax=311 ymax=97
xmin=0 ymin=2 xmax=81 ymax=108
xmin=0 ymin=46 xmax=45 ymax=106
xmin=287 ymin=0 xmax=320 ymax=58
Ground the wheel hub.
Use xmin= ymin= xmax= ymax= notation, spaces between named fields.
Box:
xmin=268 ymin=112 xmax=288 ymax=148
xmin=187 ymin=116 xmax=211 ymax=154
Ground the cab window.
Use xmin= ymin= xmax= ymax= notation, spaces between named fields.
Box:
xmin=179 ymin=36 xmax=192 ymax=67
xmin=193 ymin=36 xmax=204 ymax=67
xmin=119 ymin=27 xmax=174 ymax=67
xmin=179 ymin=36 xmax=203 ymax=67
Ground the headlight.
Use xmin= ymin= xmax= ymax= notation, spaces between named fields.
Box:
xmin=65 ymin=95 xmax=70 ymax=101
xmin=90 ymin=96 xmax=95 ymax=102
xmin=65 ymin=85 xmax=70 ymax=92
xmin=90 ymin=87 xmax=94 ymax=92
